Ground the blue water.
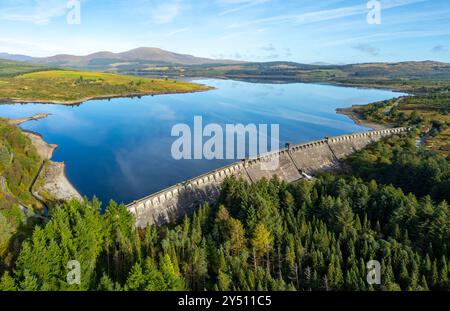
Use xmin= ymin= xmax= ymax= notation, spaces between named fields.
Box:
xmin=0 ymin=79 xmax=405 ymax=204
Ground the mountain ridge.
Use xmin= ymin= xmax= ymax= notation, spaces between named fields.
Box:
xmin=1 ymin=48 xmax=449 ymax=69
xmin=2 ymin=51 xmax=450 ymax=92
xmin=0 ymin=47 xmax=244 ymax=67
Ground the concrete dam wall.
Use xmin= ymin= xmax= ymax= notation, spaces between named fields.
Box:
xmin=127 ymin=127 xmax=409 ymax=228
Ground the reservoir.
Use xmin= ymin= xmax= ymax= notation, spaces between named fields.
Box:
xmin=0 ymin=79 xmax=405 ymax=204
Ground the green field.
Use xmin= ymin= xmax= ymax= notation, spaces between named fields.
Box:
xmin=0 ymin=60 xmax=51 ymax=78
xmin=0 ymin=61 xmax=212 ymax=104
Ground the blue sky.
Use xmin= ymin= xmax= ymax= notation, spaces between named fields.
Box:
xmin=1 ymin=0 xmax=449 ymax=63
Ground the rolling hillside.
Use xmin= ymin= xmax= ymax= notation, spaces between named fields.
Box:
xmin=0 ymin=47 xmax=242 ymax=69
xmin=0 ymin=59 xmax=51 ymax=77
xmin=2 ymin=49 xmax=450 ymax=93
xmin=0 ymin=60 xmax=212 ymax=104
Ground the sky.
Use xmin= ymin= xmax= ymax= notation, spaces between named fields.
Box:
xmin=0 ymin=0 xmax=450 ymax=64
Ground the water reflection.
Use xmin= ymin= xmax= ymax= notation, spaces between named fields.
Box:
xmin=0 ymin=79 xmax=405 ymax=204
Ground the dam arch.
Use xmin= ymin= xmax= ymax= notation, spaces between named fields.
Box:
xmin=127 ymin=127 xmax=410 ymax=228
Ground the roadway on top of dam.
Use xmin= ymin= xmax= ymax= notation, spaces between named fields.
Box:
xmin=127 ymin=127 xmax=409 ymax=228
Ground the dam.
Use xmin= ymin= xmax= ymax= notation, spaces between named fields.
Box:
xmin=127 ymin=127 xmax=409 ymax=228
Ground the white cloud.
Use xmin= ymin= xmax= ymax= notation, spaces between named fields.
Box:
xmin=165 ymin=27 xmax=190 ymax=36
xmin=0 ymin=36 xmax=137 ymax=57
xmin=150 ymin=0 xmax=183 ymax=24
xmin=321 ymin=29 xmax=450 ymax=48
xmin=0 ymin=37 xmax=69 ymax=56
xmin=0 ymin=0 xmax=74 ymax=25
xmin=217 ymin=0 xmax=271 ymax=16
xmin=227 ymin=0 xmax=428 ymax=29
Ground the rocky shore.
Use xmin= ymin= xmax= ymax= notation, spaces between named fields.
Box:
xmin=12 ymin=115 xmax=82 ymax=203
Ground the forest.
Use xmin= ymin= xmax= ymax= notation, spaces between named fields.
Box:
xmin=0 ymin=118 xmax=42 ymax=262
xmin=0 ymin=118 xmax=42 ymax=209
xmin=0 ymin=133 xmax=448 ymax=291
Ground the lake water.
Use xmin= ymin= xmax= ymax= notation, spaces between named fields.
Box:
xmin=0 ymin=79 xmax=405 ymax=205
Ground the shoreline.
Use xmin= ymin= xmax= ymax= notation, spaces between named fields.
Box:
xmin=0 ymin=86 xmax=214 ymax=106
xmin=0 ymin=84 xmax=214 ymax=204
xmin=7 ymin=113 xmax=51 ymax=125
xmin=185 ymin=76 xmax=415 ymax=93
xmin=336 ymin=106 xmax=392 ymax=131
xmin=3 ymin=83 xmax=398 ymax=207
xmin=0 ymin=77 xmax=412 ymax=107
xmin=12 ymin=115 xmax=82 ymax=203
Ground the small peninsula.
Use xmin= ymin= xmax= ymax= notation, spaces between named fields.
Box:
xmin=0 ymin=65 xmax=212 ymax=105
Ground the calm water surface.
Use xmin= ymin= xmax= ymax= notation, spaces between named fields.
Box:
xmin=0 ymin=79 xmax=405 ymax=204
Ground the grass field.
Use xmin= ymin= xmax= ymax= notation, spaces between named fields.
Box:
xmin=0 ymin=66 xmax=212 ymax=104
xmin=0 ymin=60 xmax=52 ymax=78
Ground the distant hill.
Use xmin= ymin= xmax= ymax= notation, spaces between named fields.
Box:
xmin=2 ymin=51 xmax=450 ymax=93
xmin=0 ymin=47 xmax=243 ymax=68
xmin=180 ymin=60 xmax=450 ymax=83
xmin=0 ymin=59 xmax=51 ymax=77
xmin=0 ymin=53 xmax=34 ymax=62
xmin=341 ymin=61 xmax=450 ymax=79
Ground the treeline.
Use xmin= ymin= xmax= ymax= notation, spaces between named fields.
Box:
xmin=354 ymin=92 xmax=450 ymax=153
xmin=0 ymin=119 xmax=41 ymax=263
xmin=1 ymin=176 xmax=448 ymax=291
xmin=0 ymin=60 xmax=50 ymax=78
xmin=0 ymin=118 xmax=42 ymax=208
xmin=358 ymin=93 xmax=450 ymax=125
xmin=1 ymin=133 xmax=449 ymax=291
xmin=345 ymin=134 xmax=450 ymax=203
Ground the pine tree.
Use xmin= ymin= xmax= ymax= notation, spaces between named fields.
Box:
xmin=0 ymin=272 xmax=16 ymax=291
xmin=217 ymin=271 xmax=232 ymax=291
xmin=431 ymin=260 xmax=439 ymax=288
xmin=421 ymin=275 xmax=429 ymax=291
xmin=327 ymin=254 xmax=344 ymax=289
xmin=142 ymin=258 xmax=166 ymax=291
xmin=334 ymin=200 xmax=354 ymax=233
xmin=399 ymin=261 xmax=410 ymax=289
xmin=160 ymin=254 xmax=184 ymax=290
xmin=251 ymin=223 xmax=273 ymax=263
xmin=228 ymin=218 xmax=246 ymax=255
xmin=19 ymin=270 xmax=39 ymax=291
xmin=97 ymin=273 xmax=116 ymax=291
xmin=125 ymin=263 xmax=145 ymax=291
xmin=439 ymin=256 xmax=449 ymax=290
